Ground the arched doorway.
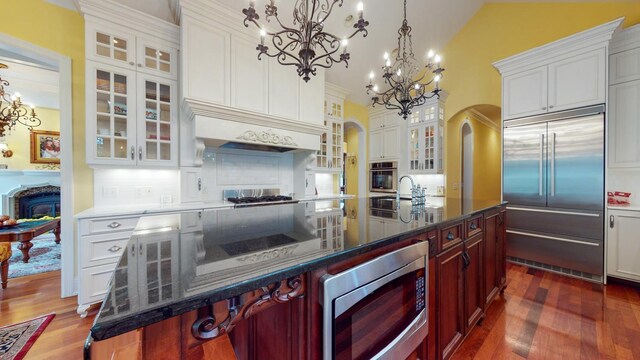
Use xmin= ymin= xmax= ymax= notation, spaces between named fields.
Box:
xmin=461 ymin=121 xmax=473 ymax=202
xmin=344 ymin=118 xmax=366 ymax=197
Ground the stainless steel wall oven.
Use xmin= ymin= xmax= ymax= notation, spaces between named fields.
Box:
xmin=369 ymin=161 xmax=398 ymax=193
xmin=320 ymin=241 xmax=428 ymax=360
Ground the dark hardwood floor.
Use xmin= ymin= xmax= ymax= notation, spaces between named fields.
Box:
xmin=1 ymin=264 xmax=640 ymax=359
xmin=453 ymin=263 xmax=640 ymax=360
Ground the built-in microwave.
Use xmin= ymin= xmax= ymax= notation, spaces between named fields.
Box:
xmin=320 ymin=242 xmax=428 ymax=360
xmin=370 ymin=161 xmax=398 ymax=193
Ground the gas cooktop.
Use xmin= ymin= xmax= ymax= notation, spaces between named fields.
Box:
xmin=224 ymin=189 xmax=299 ymax=208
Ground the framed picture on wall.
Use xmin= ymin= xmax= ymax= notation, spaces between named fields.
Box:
xmin=30 ymin=130 xmax=61 ymax=164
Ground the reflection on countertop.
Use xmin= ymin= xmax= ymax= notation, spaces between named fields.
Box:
xmin=91 ymin=196 xmax=504 ymax=341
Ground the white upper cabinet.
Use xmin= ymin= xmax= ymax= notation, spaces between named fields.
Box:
xmin=503 ymin=66 xmax=548 ymax=119
xmin=86 ymin=20 xmax=178 ymax=80
xmin=495 ymin=18 xmax=622 ymax=121
xmin=407 ymin=100 xmax=445 ymax=174
xmin=369 ymin=112 xmax=400 ymax=161
xmin=610 ymin=47 xmax=640 ymax=85
xmin=300 ymin=68 xmax=325 ymax=127
xmin=502 ymin=49 xmax=605 ymax=120
xmin=268 ymin=58 xmax=300 ymax=120
xmin=231 ymin=36 xmax=268 ymax=113
xmin=548 ymin=48 xmax=606 ymax=112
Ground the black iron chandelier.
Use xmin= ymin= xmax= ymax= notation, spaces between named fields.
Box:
xmin=242 ymin=0 xmax=370 ymax=82
xmin=0 ymin=64 xmax=41 ymax=137
xmin=365 ymin=0 xmax=445 ymax=119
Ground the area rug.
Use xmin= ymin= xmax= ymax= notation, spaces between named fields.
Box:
xmin=0 ymin=313 xmax=55 ymax=360
xmin=8 ymin=234 xmax=61 ymax=278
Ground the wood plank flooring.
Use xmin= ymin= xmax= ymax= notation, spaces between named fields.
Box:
xmin=453 ymin=263 xmax=640 ymax=360
xmin=1 ymin=264 xmax=640 ymax=359
xmin=0 ymin=270 xmax=97 ymax=359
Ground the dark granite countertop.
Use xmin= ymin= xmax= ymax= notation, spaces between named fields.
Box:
xmin=90 ymin=196 xmax=504 ymax=341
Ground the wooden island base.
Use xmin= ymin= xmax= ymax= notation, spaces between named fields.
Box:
xmin=88 ymin=205 xmax=506 ymax=360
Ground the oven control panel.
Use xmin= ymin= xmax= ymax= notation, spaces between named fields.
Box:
xmin=415 ymin=271 xmax=425 ymax=312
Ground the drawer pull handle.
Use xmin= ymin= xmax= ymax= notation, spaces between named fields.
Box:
xmin=108 ymin=245 xmax=122 ymax=253
xmin=470 ymin=223 xmax=477 ymax=230
xmin=107 ymin=222 xmax=121 ymax=229
xmin=446 ymin=232 xmax=455 ymax=241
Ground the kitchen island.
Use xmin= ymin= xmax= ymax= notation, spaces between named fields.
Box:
xmin=85 ymin=197 xmax=506 ymax=360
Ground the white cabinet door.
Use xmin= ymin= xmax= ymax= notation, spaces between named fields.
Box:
xmin=503 ymin=66 xmax=548 ymax=120
xmin=382 ymin=127 xmax=399 ymax=160
xmin=269 ymin=59 xmax=300 ymax=120
xmin=180 ymin=167 xmax=202 ymax=203
xmin=182 ymin=21 xmax=230 ymax=105
xmin=370 ymin=114 xmax=384 ymax=130
xmin=608 ymin=210 xmax=640 ymax=282
xmin=79 ymin=263 xmax=120 ymax=305
xmin=137 ymin=75 xmax=178 ymax=166
xmin=609 ymin=80 xmax=640 ymax=168
xmin=370 ymin=130 xmax=383 ymax=161
xmin=305 ymin=172 xmax=316 ymax=196
xmin=86 ymin=21 xmax=136 ymax=69
xmin=86 ymin=61 xmax=137 ymax=166
xmin=300 ymin=68 xmax=325 ymax=126
xmin=231 ymin=36 xmax=268 ymax=113
xmin=548 ymin=49 xmax=606 ymax=112
xmin=136 ymin=37 xmax=178 ymax=79
xmin=610 ymin=48 xmax=640 ymax=85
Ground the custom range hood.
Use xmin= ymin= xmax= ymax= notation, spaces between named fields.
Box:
xmin=182 ymin=99 xmax=325 ymax=159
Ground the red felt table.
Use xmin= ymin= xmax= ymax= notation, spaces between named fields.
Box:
xmin=0 ymin=219 xmax=61 ymax=263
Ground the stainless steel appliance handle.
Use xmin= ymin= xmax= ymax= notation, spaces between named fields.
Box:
xmin=506 ymin=230 xmax=599 ymax=247
xmin=333 ymin=257 xmax=425 ymax=318
xmin=539 ymin=134 xmax=544 ymax=196
xmin=506 ymin=206 xmax=601 ymax=217
xmin=550 ymin=132 xmax=556 ymax=197
xmin=370 ymin=308 xmax=428 ymax=360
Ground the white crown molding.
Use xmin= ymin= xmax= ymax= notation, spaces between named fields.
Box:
xmin=79 ymin=0 xmax=180 ymax=43
xmin=464 ymin=108 xmax=500 ymax=132
xmin=326 ymin=82 xmax=350 ymax=100
xmin=493 ymin=17 xmax=624 ymax=75
xmin=610 ymin=24 xmax=640 ymax=54
xmin=183 ymin=97 xmax=326 ymax=136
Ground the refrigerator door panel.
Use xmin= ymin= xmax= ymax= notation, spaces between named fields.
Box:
xmin=546 ymin=115 xmax=604 ymax=210
xmin=506 ymin=229 xmax=603 ymax=276
xmin=503 ymin=123 xmax=547 ymax=207
xmin=507 ymin=206 xmax=603 ymax=241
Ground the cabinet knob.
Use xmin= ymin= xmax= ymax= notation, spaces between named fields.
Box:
xmin=446 ymin=232 xmax=454 ymax=241
xmin=107 ymin=222 xmax=121 ymax=229
xmin=549 ymin=105 xmax=554 ymax=109
xmin=108 ymin=245 xmax=122 ymax=253
xmin=470 ymin=223 xmax=477 ymax=230
xmin=128 ymin=61 xmax=135 ymax=66
xmin=137 ymin=63 xmax=142 ymax=67
xmin=138 ymin=146 xmax=143 ymax=160
xmin=610 ymin=215 xmax=614 ymax=228
xmin=542 ymin=107 xmax=547 ymax=110
xmin=131 ymin=146 xmax=135 ymax=160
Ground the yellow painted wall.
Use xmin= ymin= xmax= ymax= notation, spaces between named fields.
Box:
xmin=0 ymin=0 xmax=90 ymax=215
xmin=0 ymin=108 xmax=60 ymax=170
xmin=344 ymin=100 xmax=370 ymax=196
xmin=447 ymin=111 xmax=501 ymax=200
xmin=443 ymin=2 xmax=640 ymax=198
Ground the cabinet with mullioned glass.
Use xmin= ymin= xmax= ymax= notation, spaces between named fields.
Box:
xmin=316 ymin=95 xmax=344 ymax=171
xmin=407 ymin=98 xmax=445 ymax=174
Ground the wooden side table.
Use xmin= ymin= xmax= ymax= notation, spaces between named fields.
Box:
xmin=0 ymin=219 xmax=61 ymax=263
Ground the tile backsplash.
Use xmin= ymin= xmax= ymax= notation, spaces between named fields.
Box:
xmin=93 ymin=168 xmax=181 ymax=208
xmin=201 ymin=147 xmax=294 ymax=202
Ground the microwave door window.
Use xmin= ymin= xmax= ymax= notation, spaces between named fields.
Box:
xmin=372 ymin=172 xmax=392 ymax=190
xmin=333 ymin=271 xmax=419 ymax=360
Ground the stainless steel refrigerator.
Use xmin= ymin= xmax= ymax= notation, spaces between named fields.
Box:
xmin=503 ymin=105 xmax=605 ymax=281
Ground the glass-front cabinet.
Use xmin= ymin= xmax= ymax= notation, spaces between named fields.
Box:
xmin=407 ymin=98 xmax=445 ymax=174
xmin=87 ymin=61 xmax=178 ymax=166
xmin=317 ymin=94 xmax=344 ymax=171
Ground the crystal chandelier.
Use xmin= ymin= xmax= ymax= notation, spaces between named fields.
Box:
xmin=0 ymin=64 xmax=41 ymax=137
xmin=242 ymin=0 xmax=370 ymax=82
xmin=365 ymin=0 xmax=445 ymax=119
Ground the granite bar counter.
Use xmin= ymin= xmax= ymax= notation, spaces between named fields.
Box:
xmin=86 ymin=196 xmax=505 ymax=358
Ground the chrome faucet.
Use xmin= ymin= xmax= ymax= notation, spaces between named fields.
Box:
xmin=397 ymin=175 xmax=416 ymax=203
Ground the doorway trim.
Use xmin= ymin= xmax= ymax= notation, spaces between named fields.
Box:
xmin=461 ymin=119 xmax=473 ymax=200
xmin=0 ymin=33 xmax=75 ymax=297
xmin=344 ymin=117 xmax=367 ymax=197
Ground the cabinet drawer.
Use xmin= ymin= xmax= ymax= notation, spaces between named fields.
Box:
xmin=465 ymin=214 xmax=483 ymax=238
xmin=79 ymin=263 xmax=118 ymax=305
xmin=80 ymin=216 xmax=140 ymax=236
xmin=81 ymin=232 xmax=133 ymax=269
xmin=439 ymin=222 xmax=463 ymax=252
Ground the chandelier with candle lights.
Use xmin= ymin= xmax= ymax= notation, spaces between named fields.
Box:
xmin=0 ymin=63 xmax=41 ymax=137
xmin=242 ymin=0 xmax=370 ymax=82
xmin=365 ymin=0 xmax=445 ymax=119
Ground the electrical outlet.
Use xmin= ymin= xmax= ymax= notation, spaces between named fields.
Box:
xmin=143 ymin=186 xmax=152 ymax=196
xmin=103 ymin=186 xmax=118 ymax=198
